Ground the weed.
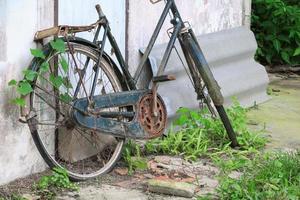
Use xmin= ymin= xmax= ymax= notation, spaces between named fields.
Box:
xmin=34 ymin=167 xmax=78 ymax=200
xmin=0 ymin=194 xmax=27 ymax=200
xmin=123 ymin=100 xmax=267 ymax=175
xmin=217 ymin=151 xmax=300 ymax=200
xmin=145 ymin=100 xmax=267 ymax=161
xmin=123 ymin=140 xmax=148 ymax=175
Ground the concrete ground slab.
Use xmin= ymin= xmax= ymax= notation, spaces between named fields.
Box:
xmin=247 ymin=74 xmax=300 ymax=150
xmin=56 ymin=185 xmax=191 ymax=200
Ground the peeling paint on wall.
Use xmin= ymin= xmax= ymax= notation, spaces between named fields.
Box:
xmin=0 ymin=0 xmax=7 ymax=61
xmin=0 ymin=0 xmax=54 ymax=185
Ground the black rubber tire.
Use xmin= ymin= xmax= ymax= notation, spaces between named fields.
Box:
xmin=27 ymin=41 xmax=127 ymax=181
xmin=182 ymin=33 xmax=239 ymax=147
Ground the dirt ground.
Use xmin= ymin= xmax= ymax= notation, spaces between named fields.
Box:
xmin=1 ymin=73 xmax=299 ymax=200
xmin=247 ymin=73 xmax=300 ymax=151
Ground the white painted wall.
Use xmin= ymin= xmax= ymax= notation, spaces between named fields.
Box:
xmin=0 ymin=0 xmax=126 ymax=185
xmin=127 ymin=0 xmax=244 ymax=72
xmin=0 ymin=0 xmax=54 ymax=185
xmin=59 ymin=0 xmax=126 ymax=56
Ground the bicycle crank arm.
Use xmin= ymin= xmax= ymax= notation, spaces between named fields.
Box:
xmin=72 ymin=89 xmax=167 ymax=139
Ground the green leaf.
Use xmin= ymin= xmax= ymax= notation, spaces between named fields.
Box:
xmin=277 ymin=35 xmax=290 ymax=44
xmin=281 ymin=51 xmax=291 ymax=64
xmin=60 ymin=57 xmax=69 ymax=73
xmin=50 ymin=39 xmax=65 ymax=53
xmin=175 ymin=114 xmax=189 ymax=126
xmin=60 ymin=93 xmax=73 ymax=103
xmin=30 ymin=49 xmax=45 ymax=59
xmin=63 ymin=77 xmax=73 ymax=89
xmin=23 ymin=69 xmax=38 ymax=81
xmin=11 ymin=98 xmax=26 ymax=107
xmin=8 ymin=79 xmax=17 ymax=86
xmin=273 ymin=40 xmax=281 ymax=52
xmin=50 ymin=74 xmax=63 ymax=89
xmin=266 ymin=54 xmax=273 ymax=64
xmin=17 ymin=81 xmax=33 ymax=95
xmin=293 ymin=47 xmax=300 ymax=56
xmin=40 ymin=62 xmax=50 ymax=73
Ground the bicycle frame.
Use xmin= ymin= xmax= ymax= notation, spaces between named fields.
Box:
xmin=89 ymin=0 xmax=183 ymax=93
xmin=71 ymin=0 xmax=238 ymax=146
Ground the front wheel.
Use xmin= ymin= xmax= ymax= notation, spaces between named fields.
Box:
xmin=27 ymin=42 xmax=127 ymax=181
xmin=181 ymin=33 xmax=239 ymax=147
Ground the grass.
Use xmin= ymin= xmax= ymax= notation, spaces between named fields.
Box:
xmin=217 ymin=151 xmax=300 ymax=200
xmin=125 ymin=99 xmax=300 ymax=199
xmin=33 ymin=167 xmax=78 ymax=200
xmin=123 ymin=140 xmax=148 ymax=174
xmin=123 ymin=99 xmax=268 ymax=175
xmin=143 ymin=99 xmax=267 ymax=161
xmin=123 ymin=100 xmax=300 ymax=199
xmin=0 ymin=194 xmax=27 ymax=200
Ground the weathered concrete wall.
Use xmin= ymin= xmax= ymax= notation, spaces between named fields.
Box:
xmin=127 ymin=0 xmax=244 ymax=73
xmin=0 ymin=0 xmax=54 ymax=185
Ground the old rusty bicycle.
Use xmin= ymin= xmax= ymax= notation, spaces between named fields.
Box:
xmin=23 ymin=0 xmax=238 ymax=181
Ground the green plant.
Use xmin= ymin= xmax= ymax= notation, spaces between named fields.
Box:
xmin=34 ymin=167 xmax=78 ymax=200
xmin=8 ymin=38 xmax=72 ymax=107
xmin=0 ymin=194 xmax=27 ymax=200
xmin=252 ymin=0 xmax=300 ymax=66
xmin=217 ymin=151 xmax=300 ymax=200
xmin=145 ymin=100 xmax=267 ymax=161
xmin=123 ymin=140 xmax=148 ymax=175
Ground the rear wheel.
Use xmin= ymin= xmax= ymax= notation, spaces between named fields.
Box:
xmin=27 ymin=42 xmax=126 ymax=181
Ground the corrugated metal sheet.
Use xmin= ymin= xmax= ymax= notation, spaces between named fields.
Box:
xmin=141 ymin=26 xmax=270 ymax=118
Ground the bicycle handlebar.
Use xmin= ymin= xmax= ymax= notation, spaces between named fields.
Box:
xmin=95 ymin=4 xmax=104 ymax=18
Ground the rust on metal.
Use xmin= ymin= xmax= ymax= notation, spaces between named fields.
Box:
xmin=152 ymin=74 xmax=176 ymax=83
xmin=137 ymin=93 xmax=167 ymax=139
xmin=34 ymin=19 xmax=106 ymax=41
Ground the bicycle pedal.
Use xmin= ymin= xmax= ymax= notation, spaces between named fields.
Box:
xmin=153 ymin=75 xmax=176 ymax=83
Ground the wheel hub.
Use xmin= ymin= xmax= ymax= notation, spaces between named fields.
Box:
xmin=137 ymin=93 xmax=167 ymax=139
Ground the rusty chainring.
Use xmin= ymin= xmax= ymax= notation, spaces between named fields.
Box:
xmin=137 ymin=93 xmax=167 ymax=139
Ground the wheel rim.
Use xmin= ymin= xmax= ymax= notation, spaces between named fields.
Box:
xmin=30 ymin=43 xmax=125 ymax=179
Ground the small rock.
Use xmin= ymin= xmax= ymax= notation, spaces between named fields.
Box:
xmin=66 ymin=191 xmax=80 ymax=197
xmin=197 ymin=176 xmax=219 ymax=188
xmin=147 ymin=179 xmax=196 ymax=198
xmin=170 ymin=157 xmax=184 ymax=166
xmin=143 ymin=173 xmax=155 ymax=179
xmin=114 ymin=168 xmax=129 ymax=176
xmin=154 ymin=156 xmax=172 ymax=164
